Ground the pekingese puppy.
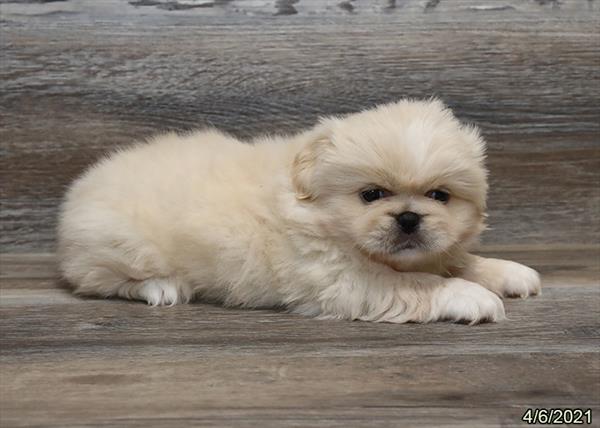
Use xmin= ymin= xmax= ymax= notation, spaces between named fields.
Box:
xmin=58 ymin=99 xmax=541 ymax=324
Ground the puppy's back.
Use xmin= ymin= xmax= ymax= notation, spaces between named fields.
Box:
xmin=57 ymin=129 xmax=286 ymax=299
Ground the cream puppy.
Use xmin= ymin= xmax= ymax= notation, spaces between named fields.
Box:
xmin=58 ymin=99 xmax=541 ymax=324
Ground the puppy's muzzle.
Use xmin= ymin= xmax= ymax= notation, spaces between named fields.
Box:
xmin=395 ymin=211 xmax=421 ymax=235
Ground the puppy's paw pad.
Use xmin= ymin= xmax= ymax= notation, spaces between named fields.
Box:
xmin=499 ymin=262 xmax=541 ymax=299
xmin=435 ymin=278 xmax=505 ymax=324
xmin=138 ymin=279 xmax=180 ymax=306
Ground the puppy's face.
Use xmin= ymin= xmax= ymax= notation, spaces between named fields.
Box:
xmin=293 ymin=100 xmax=488 ymax=269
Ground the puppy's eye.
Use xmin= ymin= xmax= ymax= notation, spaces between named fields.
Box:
xmin=360 ymin=188 xmax=391 ymax=203
xmin=425 ymin=189 xmax=450 ymax=203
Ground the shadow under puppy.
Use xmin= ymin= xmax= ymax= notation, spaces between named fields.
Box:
xmin=58 ymin=99 xmax=541 ymax=324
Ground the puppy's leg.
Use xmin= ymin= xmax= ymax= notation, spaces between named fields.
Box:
xmin=75 ymin=266 xmax=192 ymax=306
xmin=457 ymin=255 xmax=541 ymax=298
xmin=60 ymin=208 xmax=193 ymax=305
xmin=306 ymin=272 xmax=505 ymax=324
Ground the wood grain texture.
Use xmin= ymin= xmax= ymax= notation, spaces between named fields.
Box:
xmin=1 ymin=0 xmax=599 ymax=251
xmin=0 ymin=249 xmax=599 ymax=427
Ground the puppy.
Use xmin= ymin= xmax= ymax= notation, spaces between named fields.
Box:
xmin=58 ymin=99 xmax=541 ymax=324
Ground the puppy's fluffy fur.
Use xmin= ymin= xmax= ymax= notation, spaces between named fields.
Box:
xmin=58 ymin=99 xmax=540 ymax=324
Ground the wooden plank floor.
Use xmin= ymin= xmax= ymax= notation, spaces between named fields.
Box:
xmin=1 ymin=248 xmax=599 ymax=427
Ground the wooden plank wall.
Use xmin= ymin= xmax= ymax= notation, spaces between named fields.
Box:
xmin=1 ymin=0 xmax=599 ymax=252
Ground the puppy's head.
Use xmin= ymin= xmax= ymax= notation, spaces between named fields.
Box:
xmin=292 ymin=99 xmax=487 ymax=269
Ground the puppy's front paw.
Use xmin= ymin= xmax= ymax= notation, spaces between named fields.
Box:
xmin=433 ymin=278 xmax=506 ymax=324
xmin=476 ymin=258 xmax=541 ymax=299
xmin=499 ymin=261 xmax=541 ymax=298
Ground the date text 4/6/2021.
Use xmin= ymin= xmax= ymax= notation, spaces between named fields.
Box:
xmin=522 ymin=408 xmax=592 ymax=425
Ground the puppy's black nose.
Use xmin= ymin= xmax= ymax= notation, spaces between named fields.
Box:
xmin=396 ymin=211 xmax=421 ymax=234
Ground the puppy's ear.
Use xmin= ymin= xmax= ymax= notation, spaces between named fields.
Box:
xmin=292 ymin=136 xmax=332 ymax=201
